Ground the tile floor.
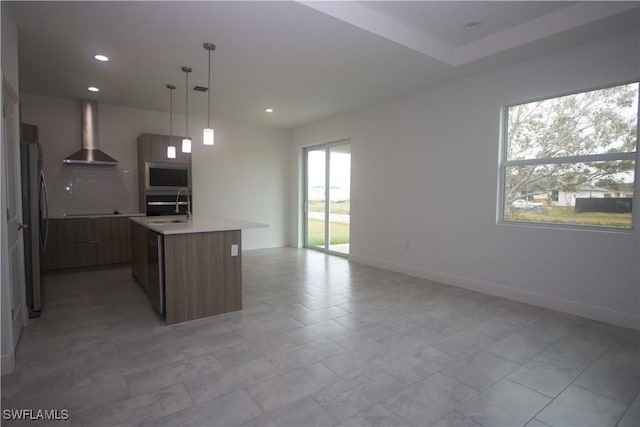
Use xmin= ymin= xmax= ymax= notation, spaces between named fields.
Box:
xmin=1 ymin=248 xmax=638 ymax=427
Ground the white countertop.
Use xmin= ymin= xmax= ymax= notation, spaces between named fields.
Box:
xmin=130 ymin=215 xmax=267 ymax=235
xmin=50 ymin=213 xmax=145 ymax=219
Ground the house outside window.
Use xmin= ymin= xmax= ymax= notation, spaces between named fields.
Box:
xmin=500 ymin=82 xmax=638 ymax=229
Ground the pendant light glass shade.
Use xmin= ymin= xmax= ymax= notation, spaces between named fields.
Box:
xmin=166 ymin=84 xmax=176 ymax=159
xmin=182 ymin=138 xmax=192 ymax=153
xmin=203 ymin=128 xmax=214 ymax=145
xmin=203 ymin=43 xmax=216 ymax=146
xmin=181 ymin=66 xmax=192 ymax=153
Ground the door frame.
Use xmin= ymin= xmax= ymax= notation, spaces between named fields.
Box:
xmin=1 ymin=76 xmax=26 ymax=374
xmin=303 ymin=139 xmax=351 ymax=257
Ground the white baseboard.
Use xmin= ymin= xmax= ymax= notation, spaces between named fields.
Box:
xmin=1 ymin=350 xmax=15 ymax=375
xmin=349 ymin=254 xmax=640 ymax=331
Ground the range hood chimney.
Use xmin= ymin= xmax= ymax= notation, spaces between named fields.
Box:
xmin=62 ymin=99 xmax=118 ymax=166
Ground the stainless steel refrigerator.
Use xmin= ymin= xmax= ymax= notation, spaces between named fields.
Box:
xmin=20 ymin=123 xmax=49 ymax=318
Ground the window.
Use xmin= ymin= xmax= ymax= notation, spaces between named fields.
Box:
xmin=500 ymin=82 xmax=638 ymax=229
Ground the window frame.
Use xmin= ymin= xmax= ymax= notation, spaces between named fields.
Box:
xmin=497 ymin=81 xmax=640 ymax=232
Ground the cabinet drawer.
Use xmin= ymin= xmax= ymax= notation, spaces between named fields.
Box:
xmin=59 ymin=217 xmax=130 ymax=242
xmin=42 ymin=217 xmax=131 ymax=270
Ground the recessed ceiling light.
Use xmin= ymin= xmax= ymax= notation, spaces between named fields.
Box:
xmin=265 ymin=108 xmax=274 ymax=113
xmin=462 ymin=21 xmax=482 ymax=30
xmin=94 ymin=54 xmax=109 ymax=62
xmin=87 ymin=86 xmax=100 ymax=92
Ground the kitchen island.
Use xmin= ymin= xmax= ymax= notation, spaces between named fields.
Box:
xmin=130 ymin=215 xmax=266 ymax=324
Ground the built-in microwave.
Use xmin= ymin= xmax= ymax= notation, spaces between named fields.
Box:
xmin=145 ymin=161 xmax=191 ymax=191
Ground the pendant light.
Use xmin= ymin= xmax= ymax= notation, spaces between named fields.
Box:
xmin=203 ymin=43 xmax=216 ymax=145
xmin=181 ymin=66 xmax=192 ymax=153
xmin=167 ymin=84 xmax=177 ymax=159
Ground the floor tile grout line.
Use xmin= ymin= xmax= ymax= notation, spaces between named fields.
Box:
xmin=571 ymin=382 xmax=637 ymax=407
xmin=615 ymin=389 xmax=640 ymax=427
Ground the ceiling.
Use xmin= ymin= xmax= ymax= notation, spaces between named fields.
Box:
xmin=10 ymin=1 xmax=639 ymax=129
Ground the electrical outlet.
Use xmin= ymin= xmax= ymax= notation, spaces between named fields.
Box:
xmin=231 ymin=244 xmax=238 ymax=256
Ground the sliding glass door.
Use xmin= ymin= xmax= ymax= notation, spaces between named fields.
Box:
xmin=306 ymin=147 xmax=327 ymax=250
xmin=305 ymin=141 xmax=351 ymax=256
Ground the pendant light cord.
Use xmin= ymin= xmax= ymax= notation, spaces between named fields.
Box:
xmin=207 ymin=48 xmax=211 ymax=128
xmin=185 ymin=71 xmax=189 ymax=138
xmin=167 ymin=84 xmax=176 ymax=145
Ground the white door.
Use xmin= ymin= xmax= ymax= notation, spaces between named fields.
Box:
xmin=2 ymin=78 xmax=25 ymax=350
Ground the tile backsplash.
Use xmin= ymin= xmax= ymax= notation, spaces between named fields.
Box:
xmin=47 ymin=163 xmax=138 ymax=217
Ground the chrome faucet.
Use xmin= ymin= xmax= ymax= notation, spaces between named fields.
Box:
xmin=175 ymin=187 xmax=192 ymax=220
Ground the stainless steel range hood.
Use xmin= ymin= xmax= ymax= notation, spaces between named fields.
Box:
xmin=63 ymin=100 xmax=118 ymax=166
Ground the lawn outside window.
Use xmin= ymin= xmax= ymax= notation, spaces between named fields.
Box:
xmin=499 ymin=82 xmax=639 ymax=229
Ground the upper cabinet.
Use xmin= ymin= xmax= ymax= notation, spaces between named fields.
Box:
xmin=137 ymin=133 xmax=191 ymax=163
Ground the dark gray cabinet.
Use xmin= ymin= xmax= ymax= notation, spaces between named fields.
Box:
xmin=41 ymin=217 xmax=131 ymax=270
xmin=137 ymin=133 xmax=192 ymax=214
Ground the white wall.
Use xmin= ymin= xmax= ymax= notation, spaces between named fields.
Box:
xmin=191 ymin=121 xmax=291 ymax=250
xmin=1 ymin=1 xmax=20 ymax=374
xmin=20 ymin=95 xmax=290 ymax=249
xmin=291 ymin=30 xmax=640 ymax=329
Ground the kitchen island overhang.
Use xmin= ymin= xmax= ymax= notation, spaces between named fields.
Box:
xmin=130 ymin=215 xmax=267 ymax=324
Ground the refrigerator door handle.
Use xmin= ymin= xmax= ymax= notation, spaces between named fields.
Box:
xmin=39 ymin=170 xmax=49 ymax=251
